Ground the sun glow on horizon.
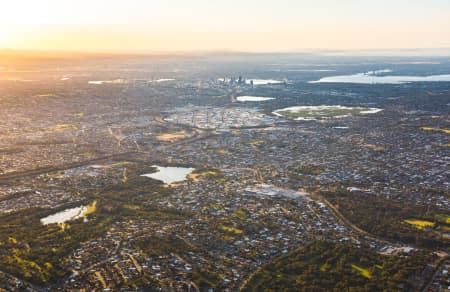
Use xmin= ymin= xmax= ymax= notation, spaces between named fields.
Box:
xmin=0 ymin=0 xmax=449 ymax=52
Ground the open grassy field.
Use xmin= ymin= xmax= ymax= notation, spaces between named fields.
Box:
xmin=436 ymin=214 xmax=450 ymax=224
xmin=421 ymin=127 xmax=450 ymax=134
xmin=156 ymin=131 xmax=188 ymax=142
xmin=404 ymin=219 xmax=435 ymax=230
xmin=351 ymin=264 xmax=372 ymax=279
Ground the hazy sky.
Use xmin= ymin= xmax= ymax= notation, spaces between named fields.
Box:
xmin=1 ymin=0 xmax=449 ymax=52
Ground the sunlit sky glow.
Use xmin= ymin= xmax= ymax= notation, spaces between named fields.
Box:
xmin=0 ymin=0 xmax=449 ymax=52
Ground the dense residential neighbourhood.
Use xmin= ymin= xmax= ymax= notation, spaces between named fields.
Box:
xmin=0 ymin=53 xmax=449 ymax=291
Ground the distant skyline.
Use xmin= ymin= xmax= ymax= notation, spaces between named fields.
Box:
xmin=1 ymin=0 xmax=450 ymax=52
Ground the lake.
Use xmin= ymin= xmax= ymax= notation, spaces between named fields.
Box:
xmin=248 ymin=79 xmax=284 ymax=85
xmin=41 ymin=201 xmax=97 ymax=225
xmin=236 ymin=96 xmax=275 ymax=102
xmin=310 ymin=69 xmax=450 ymax=84
xmin=151 ymin=78 xmax=175 ymax=83
xmin=141 ymin=165 xmax=195 ymax=184
xmin=273 ymin=105 xmax=383 ymax=120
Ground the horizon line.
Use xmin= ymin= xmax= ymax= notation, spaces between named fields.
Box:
xmin=2 ymin=47 xmax=450 ymax=57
